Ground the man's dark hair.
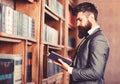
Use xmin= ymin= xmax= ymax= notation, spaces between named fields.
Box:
xmin=72 ymin=2 xmax=98 ymax=21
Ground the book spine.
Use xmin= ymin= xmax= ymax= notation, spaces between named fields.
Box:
xmin=28 ymin=17 xmax=32 ymax=38
xmin=31 ymin=18 xmax=35 ymax=38
xmin=26 ymin=52 xmax=32 ymax=82
xmin=13 ymin=10 xmax=18 ymax=35
xmin=22 ymin=14 xmax=28 ymax=37
xmin=2 ymin=4 xmax=6 ymax=33
xmin=0 ymin=59 xmax=14 ymax=84
xmin=0 ymin=73 xmax=13 ymax=84
xmin=46 ymin=24 xmax=58 ymax=45
xmin=13 ymin=58 xmax=22 ymax=84
xmin=56 ymin=1 xmax=64 ymax=18
xmin=47 ymin=58 xmax=54 ymax=77
xmin=5 ymin=6 xmax=13 ymax=34
xmin=0 ymin=54 xmax=22 ymax=84
xmin=0 ymin=4 xmax=2 ymax=32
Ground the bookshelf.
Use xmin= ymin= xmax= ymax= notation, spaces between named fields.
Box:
xmin=0 ymin=0 xmax=40 ymax=84
xmin=0 ymin=0 xmax=77 ymax=84
xmin=15 ymin=1 xmax=41 ymax=84
xmin=40 ymin=0 xmax=71 ymax=84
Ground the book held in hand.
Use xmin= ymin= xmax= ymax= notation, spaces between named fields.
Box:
xmin=48 ymin=51 xmax=72 ymax=65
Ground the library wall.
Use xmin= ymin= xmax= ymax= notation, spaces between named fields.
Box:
xmin=73 ymin=0 xmax=120 ymax=84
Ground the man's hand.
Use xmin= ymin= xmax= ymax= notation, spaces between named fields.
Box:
xmin=54 ymin=59 xmax=70 ymax=71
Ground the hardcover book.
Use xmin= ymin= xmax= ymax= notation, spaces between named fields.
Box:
xmin=5 ymin=6 xmax=13 ymax=34
xmin=27 ymin=52 xmax=32 ymax=82
xmin=0 ymin=59 xmax=14 ymax=84
xmin=0 ymin=54 xmax=22 ymax=84
xmin=0 ymin=4 xmax=6 ymax=33
xmin=48 ymin=52 xmax=72 ymax=65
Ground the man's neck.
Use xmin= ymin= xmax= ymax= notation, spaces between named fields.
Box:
xmin=88 ymin=25 xmax=100 ymax=35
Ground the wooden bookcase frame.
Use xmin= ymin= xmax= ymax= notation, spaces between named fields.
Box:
xmin=0 ymin=0 xmax=78 ymax=84
xmin=40 ymin=0 xmax=71 ymax=84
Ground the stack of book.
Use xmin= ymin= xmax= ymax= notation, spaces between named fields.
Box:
xmin=0 ymin=3 xmax=35 ymax=38
xmin=44 ymin=24 xmax=58 ymax=45
xmin=56 ymin=1 xmax=64 ymax=18
xmin=46 ymin=0 xmax=64 ymax=18
xmin=47 ymin=58 xmax=61 ymax=77
xmin=0 ymin=54 xmax=22 ymax=84
xmin=0 ymin=4 xmax=13 ymax=34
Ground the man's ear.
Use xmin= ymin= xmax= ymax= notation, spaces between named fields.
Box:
xmin=88 ymin=13 xmax=94 ymax=21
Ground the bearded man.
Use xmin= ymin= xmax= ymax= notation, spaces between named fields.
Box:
xmin=55 ymin=2 xmax=110 ymax=84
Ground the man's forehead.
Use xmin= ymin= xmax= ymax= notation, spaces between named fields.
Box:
xmin=77 ymin=11 xmax=91 ymax=18
xmin=77 ymin=12 xmax=86 ymax=18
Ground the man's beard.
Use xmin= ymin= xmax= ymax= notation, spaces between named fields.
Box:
xmin=78 ymin=21 xmax=92 ymax=39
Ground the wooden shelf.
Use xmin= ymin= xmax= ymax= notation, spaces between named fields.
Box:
xmin=27 ymin=41 xmax=33 ymax=46
xmin=41 ymin=0 xmax=71 ymax=84
xmin=45 ymin=8 xmax=59 ymax=21
xmin=0 ymin=37 xmax=21 ymax=43
xmin=0 ymin=32 xmax=37 ymax=43
xmin=26 ymin=82 xmax=35 ymax=84
xmin=42 ymin=72 xmax=63 ymax=84
xmin=44 ymin=42 xmax=64 ymax=49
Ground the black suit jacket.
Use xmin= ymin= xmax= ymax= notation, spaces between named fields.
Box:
xmin=70 ymin=28 xmax=110 ymax=84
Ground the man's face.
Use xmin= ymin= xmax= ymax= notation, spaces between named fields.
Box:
xmin=76 ymin=12 xmax=92 ymax=38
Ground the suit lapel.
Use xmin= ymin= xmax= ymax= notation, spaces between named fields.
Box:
xmin=72 ymin=37 xmax=86 ymax=66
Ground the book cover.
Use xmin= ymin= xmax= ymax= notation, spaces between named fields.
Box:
xmin=48 ymin=52 xmax=72 ymax=65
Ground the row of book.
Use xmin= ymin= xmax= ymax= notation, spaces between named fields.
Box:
xmin=44 ymin=24 xmax=59 ymax=45
xmin=45 ymin=0 xmax=64 ymax=18
xmin=47 ymin=58 xmax=61 ymax=77
xmin=0 ymin=54 xmax=22 ymax=84
xmin=0 ymin=3 xmax=34 ymax=38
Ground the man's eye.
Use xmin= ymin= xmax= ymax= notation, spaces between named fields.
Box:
xmin=76 ymin=19 xmax=81 ymax=22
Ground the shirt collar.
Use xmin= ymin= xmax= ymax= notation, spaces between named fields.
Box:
xmin=88 ymin=25 xmax=100 ymax=35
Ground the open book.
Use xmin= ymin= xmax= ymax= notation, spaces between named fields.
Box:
xmin=48 ymin=51 xmax=72 ymax=65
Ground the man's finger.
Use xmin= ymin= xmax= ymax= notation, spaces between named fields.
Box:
xmin=53 ymin=61 xmax=62 ymax=67
xmin=58 ymin=59 xmax=64 ymax=64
